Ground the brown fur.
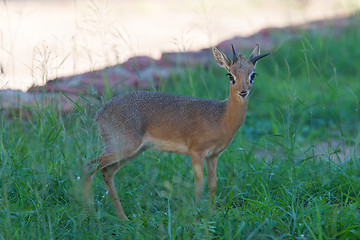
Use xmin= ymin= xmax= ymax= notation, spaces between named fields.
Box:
xmin=83 ymin=44 xmax=269 ymax=220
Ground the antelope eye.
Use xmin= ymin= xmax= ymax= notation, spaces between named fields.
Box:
xmin=250 ymin=72 xmax=257 ymax=83
xmin=226 ymin=73 xmax=235 ymax=85
xmin=226 ymin=73 xmax=234 ymax=80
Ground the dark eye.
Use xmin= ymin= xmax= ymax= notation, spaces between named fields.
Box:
xmin=226 ymin=73 xmax=235 ymax=85
xmin=250 ymin=72 xmax=257 ymax=83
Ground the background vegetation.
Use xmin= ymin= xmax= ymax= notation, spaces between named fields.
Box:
xmin=1 ymin=14 xmax=360 ymax=239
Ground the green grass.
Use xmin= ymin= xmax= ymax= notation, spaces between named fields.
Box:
xmin=1 ymin=15 xmax=360 ymax=239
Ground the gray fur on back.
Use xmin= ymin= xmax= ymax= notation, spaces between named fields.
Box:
xmin=95 ymin=91 xmax=227 ymax=128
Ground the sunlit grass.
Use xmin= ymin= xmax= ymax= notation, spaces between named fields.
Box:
xmin=1 ymin=14 xmax=360 ymax=239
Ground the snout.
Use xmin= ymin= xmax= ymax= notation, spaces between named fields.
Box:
xmin=239 ymin=83 xmax=253 ymax=98
xmin=239 ymin=91 xmax=248 ymax=98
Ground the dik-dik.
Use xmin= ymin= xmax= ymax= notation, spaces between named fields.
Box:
xmin=83 ymin=44 xmax=269 ymax=220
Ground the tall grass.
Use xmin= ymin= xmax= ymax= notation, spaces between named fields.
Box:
xmin=1 ymin=14 xmax=360 ymax=239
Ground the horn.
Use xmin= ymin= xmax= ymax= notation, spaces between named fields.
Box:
xmin=231 ymin=44 xmax=238 ymax=63
xmin=249 ymin=53 xmax=270 ymax=64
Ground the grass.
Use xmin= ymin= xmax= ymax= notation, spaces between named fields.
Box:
xmin=1 ymin=14 xmax=360 ymax=239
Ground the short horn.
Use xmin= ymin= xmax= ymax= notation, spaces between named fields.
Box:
xmin=250 ymin=53 xmax=270 ymax=64
xmin=231 ymin=44 xmax=238 ymax=63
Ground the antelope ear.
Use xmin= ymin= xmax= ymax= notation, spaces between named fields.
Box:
xmin=212 ymin=47 xmax=231 ymax=71
xmin=249 ymin=44 xmax=260 ymax=60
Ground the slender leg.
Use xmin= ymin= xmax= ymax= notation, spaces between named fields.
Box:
xmin=101 ymin=163 xmax=129 ymax=221
xmin=83 ymin=151 xmax=138 ymax=220
xmin=205 ymin=156 xmax=218 ymax=209
xmin=190 ymin=152 xmax=205 ymax=202
xmin=83 ymin=153 xmax=117 ymax=210
xmin=84 ymin=124 xmax=145 ymax=220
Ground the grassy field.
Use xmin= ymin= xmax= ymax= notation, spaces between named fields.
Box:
xmin=1 ymin=15 xmax=360 ymax=239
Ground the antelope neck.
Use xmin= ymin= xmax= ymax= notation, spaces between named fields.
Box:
xmin=222 ymin=86 xmax=249 ymax=134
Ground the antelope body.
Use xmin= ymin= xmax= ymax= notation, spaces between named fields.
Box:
xmin=83 ymin=44 xmax=269 ymax=220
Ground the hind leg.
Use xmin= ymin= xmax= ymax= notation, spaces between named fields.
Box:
xmin=83 ymin=140 xmax=145 ymax=220
xmin=83 ymin=153 xmax=117 ymax=211
xmin=101 ymin=161 xmax=129 ymax=220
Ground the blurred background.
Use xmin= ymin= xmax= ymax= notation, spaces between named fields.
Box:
xmin=0 ymin=0 xmax=357 ymax=91
xmin=2 ymin=1 xmax=360 ymax=237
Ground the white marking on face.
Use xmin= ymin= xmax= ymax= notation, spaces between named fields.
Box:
xmin=249 ymin=71 xmax=256 ymax=85
xmin=227 ymin=72 xmax=236 ymax=85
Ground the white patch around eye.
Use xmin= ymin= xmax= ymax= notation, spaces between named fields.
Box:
xmin=249 ymin=71 xmax=256 ymax=84
xmin=232 ymin=73 xmax=236 ymax=82
xmin=227 ymin=72 xmax=236 ymax=84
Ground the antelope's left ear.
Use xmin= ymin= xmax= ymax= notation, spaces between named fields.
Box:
xmin=249 ymin=44 xmax=270 ymax=68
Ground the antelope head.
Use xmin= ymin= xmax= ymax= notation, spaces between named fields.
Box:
xmin=212 ymin=44 xmax=270 ymax=99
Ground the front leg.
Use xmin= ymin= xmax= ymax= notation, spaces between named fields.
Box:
xmin=205 ymin=156 xmax=218 ymax=208
xmin=190 ymin=152 xmax=205 ymax=202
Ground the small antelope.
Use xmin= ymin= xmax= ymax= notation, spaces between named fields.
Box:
xmin=83 ymin=44 xmax=269 ymax=220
